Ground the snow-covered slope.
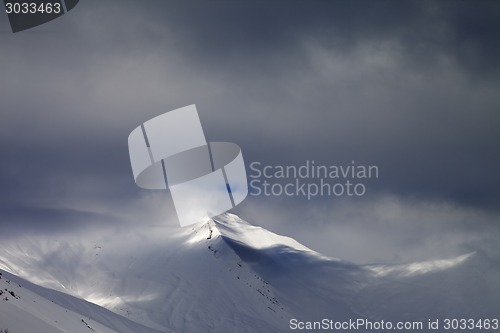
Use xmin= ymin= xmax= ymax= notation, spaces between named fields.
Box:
xmin=0 ymin=214 xmax=293 ymax=332
xmin=215 ymin=215 xmax=500 ymax=325
xmin=359 ymin=251 xmax=500 ymax=322
xmin=0 ymin=269 xmax=169 ymax=333
xmin=1 ymin=213 xmax=499 ymax=332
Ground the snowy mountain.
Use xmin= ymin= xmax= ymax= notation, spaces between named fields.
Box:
xmin=1 ymin=213 xmax=499 ymax=332
xmin=0 ymin=269 xmax=169 ymax=333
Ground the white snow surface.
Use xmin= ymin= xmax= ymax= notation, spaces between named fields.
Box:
xmin=1 ymin=213 xmax=499 ymax=332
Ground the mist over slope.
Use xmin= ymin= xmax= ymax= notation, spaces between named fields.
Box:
xmin=0 ymin=269 xmax=171 ymax=333
xmin=1 ymin=213 xmax=499 ymax=332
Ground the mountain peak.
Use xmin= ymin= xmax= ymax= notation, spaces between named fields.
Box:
xmin=211 ymin=213 xmax=320 ymax=254
xmin=1 ymin=213 xmax=499 ymax=332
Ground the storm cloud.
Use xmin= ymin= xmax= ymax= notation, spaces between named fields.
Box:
xmin=1 ymin=0 xmax=499 ymax=263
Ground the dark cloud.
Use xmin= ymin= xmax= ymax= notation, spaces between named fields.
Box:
xmin=0 ymin=0 xmax=499 ymax=262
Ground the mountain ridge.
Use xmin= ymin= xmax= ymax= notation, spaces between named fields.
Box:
xmin=1 ymin=213 xmax=499 ymax=332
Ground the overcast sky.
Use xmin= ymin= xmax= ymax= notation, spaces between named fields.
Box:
xmin=1 ymin=0 xmax=499 ymax=264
